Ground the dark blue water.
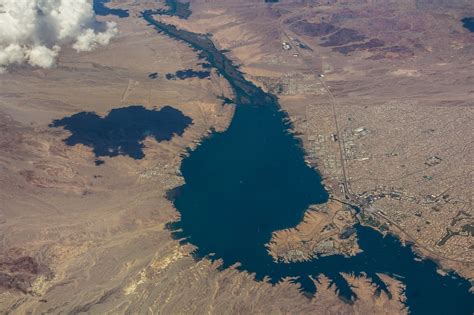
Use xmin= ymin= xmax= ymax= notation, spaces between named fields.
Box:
xmin=148 ymin=72 xmax=159 ymax=79
xmin=155 ymin=0 xmax=192 ymax=19
xmin=93 ymin=0 xmax=129 ymax=18
xmin=166 ymin=69 xmax=210 ymax=80
xmin=169 ymin=101 xmax=474 ymax=314
xmin=141 ymin=9 xmax=474 ymax=314
xmin=462 ymin=17 xmax=474 ymax=32
xmin=50 ymin=105 xmax=192 ymax=164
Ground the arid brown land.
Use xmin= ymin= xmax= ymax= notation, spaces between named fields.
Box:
xmin=163 ymin=0 xmax=473 ymax=281
xmin=0 ymin=1 xmax=410 ymax=313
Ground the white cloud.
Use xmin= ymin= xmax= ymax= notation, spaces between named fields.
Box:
xmin=72 ymin=22 xmax=118 ymax=52
xmin=0 ymin=44 xmax=25 ymax=66
xmin=28 ymin=45 xmax=60 ymax=68
xmin=0 ymin=0 xmax=118 ymax=72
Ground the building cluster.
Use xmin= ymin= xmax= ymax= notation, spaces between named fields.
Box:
xmin=357 ymin=183 xmax=456 ymax=209
xmin=306 ymin=133 xmax=341 ymax=178
xmin=300 ymin=105 xmax=344 ymax=181
xmin=138 ymin=162 xmax=184 ymax=190
xmin=343 ymin=127 xmax=371 ymax=162
xmin=281 ymin=42 xmax=292 ymax=50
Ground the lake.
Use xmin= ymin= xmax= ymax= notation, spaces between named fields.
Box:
xmin=462 ymin=17 xmax=474 ymax=32
xmin=50 ymin=105 xmax=192 ymax=165
xmin=141 ymin=8 xmax=474 ymax=314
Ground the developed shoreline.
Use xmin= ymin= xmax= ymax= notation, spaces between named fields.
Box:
xmin=141 ymin=6 xmax=473 ymax=315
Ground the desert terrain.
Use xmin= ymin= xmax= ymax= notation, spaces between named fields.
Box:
xmin=159 ymin=0 xmax=474 ymax=281
xmin=0 ymin=0 xmax=472 ymax=313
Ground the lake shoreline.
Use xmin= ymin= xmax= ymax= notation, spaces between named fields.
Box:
xmin=141 ymin=7 xmax=473 ymax=315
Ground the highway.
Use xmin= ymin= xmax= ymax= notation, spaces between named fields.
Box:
xmin=318 ymin=78 xmax=351 ymax=200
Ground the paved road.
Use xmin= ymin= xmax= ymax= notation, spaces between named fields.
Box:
xmin=318 ymin=78 xmax=351 ymax=200
xmin=320 ymin=79 xmax=473 ymax=265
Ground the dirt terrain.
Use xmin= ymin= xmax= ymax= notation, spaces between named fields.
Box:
xmin=1 ymin=0 xmax=473 ymax=313
xmin=0 ymin=1 xmax=410 ymax=313
xmin=162 ymin=0 xmax=474 ymax=281
xmin=268 ymin=200 xmax=361 ymax=263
